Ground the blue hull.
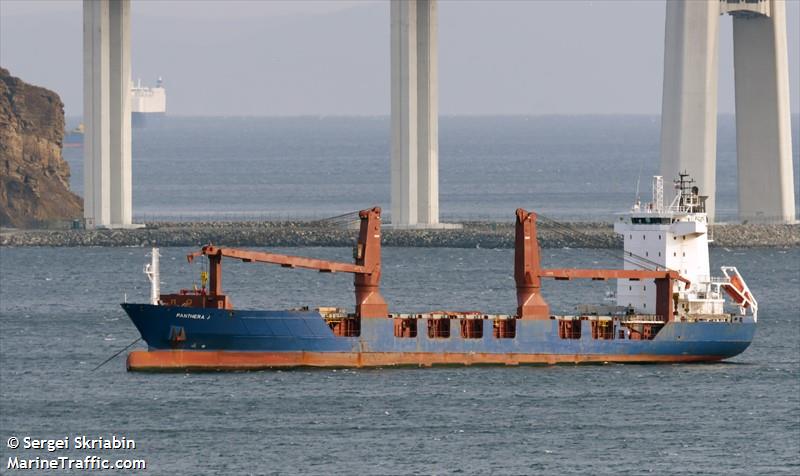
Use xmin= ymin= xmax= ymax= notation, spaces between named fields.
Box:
xmin=121 ymin=304 xmax=755 ymax=369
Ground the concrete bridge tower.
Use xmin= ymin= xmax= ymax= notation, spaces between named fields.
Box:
xmin=660 ymin=0 xmax=795 ymax=223
xmin=391 ymin=0 xmax=454 ymax=229
xmin=83 ymin=0 xmax=132 ymax=228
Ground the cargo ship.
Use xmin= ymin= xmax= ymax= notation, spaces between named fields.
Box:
xmin=122 ymin=174 xmax=758 ymax=370
xmin=131 ymin=77 xmax=166 ymax=128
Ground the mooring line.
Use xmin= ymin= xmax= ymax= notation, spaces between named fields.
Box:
xmin=92 ymin=338 xmax=141 ymax=371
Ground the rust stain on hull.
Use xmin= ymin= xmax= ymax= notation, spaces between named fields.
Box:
xmin=127 ymin=350 xmax=724 ymax=371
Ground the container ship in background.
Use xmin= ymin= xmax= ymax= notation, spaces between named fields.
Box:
xmin=131 ymin=77 xmax=166 ymax=128
xmin=122 ymin=174 xmax=758 ymax=371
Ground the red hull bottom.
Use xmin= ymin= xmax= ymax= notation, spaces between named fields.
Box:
xmin=127 ymin=350 xmax=723 ymax=371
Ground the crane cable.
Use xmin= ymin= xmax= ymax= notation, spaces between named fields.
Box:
xmin=535 ymin=213 xmax=677 ymax=274
xmin=314 ymin=210 xmax=361 ymax=229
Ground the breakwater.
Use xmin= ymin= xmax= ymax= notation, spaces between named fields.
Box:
xmin=2 ymin=221 xmax=798 ymax=248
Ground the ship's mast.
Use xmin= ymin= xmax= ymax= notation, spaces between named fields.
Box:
xmin=675 ymin=171 xmax=707 ymax=214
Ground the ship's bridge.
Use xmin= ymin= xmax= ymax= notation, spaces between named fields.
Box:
xmin=614 ymin=175 xmax=712 ymax=314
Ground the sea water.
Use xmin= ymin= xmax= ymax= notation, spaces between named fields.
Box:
xmin=1 ymin=246 xmax=798 ymax=475
xmin=61 ymin=115 xmax=800 ymax=223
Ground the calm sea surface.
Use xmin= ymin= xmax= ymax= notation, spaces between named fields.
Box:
xmin=1 ymin=246 xmax=798 ymax=475
xmin=61 ymin=115 xmax=800 ymax=222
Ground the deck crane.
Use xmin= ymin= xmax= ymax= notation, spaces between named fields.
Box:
xmin=159 ymin=207 xmax=389 ymax=318
xmin=514 ymin=208 xmax=690 ymax=321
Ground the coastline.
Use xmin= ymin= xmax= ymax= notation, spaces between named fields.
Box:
xmin=2 ymin=221 xmax=798 ymax=248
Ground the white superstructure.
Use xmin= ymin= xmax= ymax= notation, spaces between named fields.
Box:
xmin=614 ymin=174 xmax=757 ymax=321
xmin=130 ymin=77 xmax=166 ymax=114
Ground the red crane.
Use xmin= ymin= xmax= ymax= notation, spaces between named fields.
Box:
xmin=160 ymin=206 xmax=687 ymax=324
xmin=160 ymin=207 xmax=389 ymax=318
xmin=514 ymin=208 xmax=690 ymax=321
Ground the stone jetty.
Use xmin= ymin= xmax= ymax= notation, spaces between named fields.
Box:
xmin=2 ymin=221 xmax=797 ymax=248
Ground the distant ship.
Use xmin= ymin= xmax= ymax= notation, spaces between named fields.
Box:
xmin=61 ymin=78 xmax=166 ymax=148
xmin=131 ymin=77 xmax=166 ymax=128
xmin=63 ymin=123 xmax=84 ymax=148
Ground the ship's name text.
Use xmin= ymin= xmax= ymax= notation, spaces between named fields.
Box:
xmin=176 ymin=312 xmax=211 ymax=320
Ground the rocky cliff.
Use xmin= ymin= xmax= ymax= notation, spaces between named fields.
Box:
xmin=0 ymin=67 xmax=82 ymax=228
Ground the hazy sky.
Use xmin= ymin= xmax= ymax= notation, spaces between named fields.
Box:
xmin=1 ymin=0 xmax=798 ymax=116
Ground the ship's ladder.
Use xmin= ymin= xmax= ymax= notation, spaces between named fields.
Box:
xmin=720 ymin=266 xmax=758 ymax=321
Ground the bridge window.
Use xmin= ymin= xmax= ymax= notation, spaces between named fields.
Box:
xmin=633 ymin=217 xmax=670 ymax=225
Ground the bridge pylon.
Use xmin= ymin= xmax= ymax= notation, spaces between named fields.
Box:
xmin=83 ymin=0 xmax=133 ymax=229
xmin=660 ymin=0 xmax=795 ymax=223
